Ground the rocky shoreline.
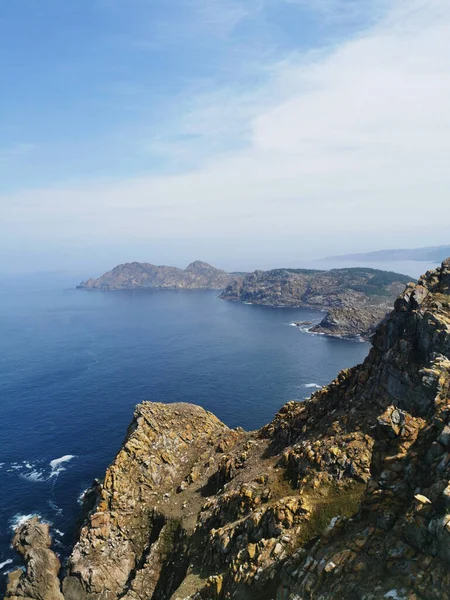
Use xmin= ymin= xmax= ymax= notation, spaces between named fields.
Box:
xmin=6 ymin=259 xmax=450 ymax=599
xmin=309 ymin=305 xmax=391 ymax=340
xmin=221 ymin=267 xmax=411 ymax=339
xmin=78 ymin=262 xmax=412 ymax=339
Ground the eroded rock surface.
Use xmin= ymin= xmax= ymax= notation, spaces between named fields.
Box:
xmin=63 ymin=402 xmax=233 ymax=600
xmin=8 ymin=259 xmax=450 ymax=599
xmin=5 ymin=517 xmax=64 ymax=600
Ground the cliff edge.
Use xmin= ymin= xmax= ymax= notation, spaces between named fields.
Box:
xmin=7 ymin=260 xmax=450 ymax=600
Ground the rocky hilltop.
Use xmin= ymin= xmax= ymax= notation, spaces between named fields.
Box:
xmin=221 ymin=267 xmax=411 ymax=338
xmin=78 ymin=261 xmax=242 ymax=291
xmin=7 ymin=260 xmax=450 ymax=600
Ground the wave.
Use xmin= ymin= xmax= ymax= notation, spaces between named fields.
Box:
xmin=8 ymin=455 xmax=76 ymax=484
xmin=77 ymin=487 xmax=89 ymax=505
xmin=0 ymin=559 xmax=13 ymax=570
xmin=9 ymin=513 xmax=42 ymax=531
xmin=8 ymin=463 xmax=24 ymax=471
xmin=303 ymin=383 xmax=322 ymax=389
xmin=289 ymin=322 xmax=316 ymax=333
xmin=49 ymin=455 xmax=75 ymax=478
xmin=20 ymin=469 xmax=46 ymax=482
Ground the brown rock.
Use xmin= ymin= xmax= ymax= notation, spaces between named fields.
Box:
xmin=5 ymin=517 xmax=64 ymax=600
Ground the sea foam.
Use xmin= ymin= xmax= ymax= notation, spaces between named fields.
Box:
xmin=0 ymin=558 xmax=13 ymax=570
xmin=49 ymin=455 xmax=75 ymax=478
xmin=20 ymin=469 xmax=46 ymax=483
xmin=9 ymin=513 xmax=41 ymax=531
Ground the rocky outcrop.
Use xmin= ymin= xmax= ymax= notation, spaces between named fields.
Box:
xmin=310 ymin=305 xmax=390 ymax=339
xmin=78 ymin=261 xmax=242 ymax=291
xmin=9 ymin=260 xmax=450 ymax=599
xmin=5 ymin=517 xmax=64 ymax=600
xmin=221 ymin=267 xmax=410 ymax=339
xmin=63 ymin=402 xmax=232 ymax=600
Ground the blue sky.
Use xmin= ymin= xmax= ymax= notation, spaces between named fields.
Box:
xmin=0 ymin=0 xmax=376 ymax=186
xmin=1 ymin=0 xmax=450 ymax=273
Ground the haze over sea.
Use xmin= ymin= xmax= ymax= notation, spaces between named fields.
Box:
xmin=0 ymin=260 xmax=436 ymax=578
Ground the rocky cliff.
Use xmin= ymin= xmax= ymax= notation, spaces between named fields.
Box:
xmin=78 ymin=261 xmax=242 ymax=291
xmin=221 ymin=267 xmax=411 ymax=338
xmin=309 ymin=305 xmax=390 ymax=339
xmin=6 ymin=518 xmax=64 ymax=600
xmin=7 ymin=260 xmax=450 ymax=600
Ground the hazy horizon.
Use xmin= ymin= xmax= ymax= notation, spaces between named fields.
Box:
xmin=0 ymin=252 xmax=441 ymax=283
xmin=2 ymin=0 xmax=450 ymax=273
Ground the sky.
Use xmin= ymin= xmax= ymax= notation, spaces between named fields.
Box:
xmin=1 ymin=0 xmax=449 ymax=274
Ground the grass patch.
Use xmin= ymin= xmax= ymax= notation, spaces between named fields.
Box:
xmin=297 ymin=481 xmax=365 ymax=547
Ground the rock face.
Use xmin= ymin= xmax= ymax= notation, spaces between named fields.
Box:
xmin=221 ymin=267 xmax=411 ymax=338
xmin=63 ymin=402 xmax=231 ymax=600
xmin=9 ymin=259 xmax=450 ymax=600
xmin=5 ymin=517 xmax=64 ymax=600
xmin=78 ymin=261 xmax=242 ymax=291
xmin=310 ymin=305 xmax=390 ymax=339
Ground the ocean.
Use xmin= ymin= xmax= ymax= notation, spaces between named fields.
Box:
xmin=0 ymin=273 xmax=373 ymax=581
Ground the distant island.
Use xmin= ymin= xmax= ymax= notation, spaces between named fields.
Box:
xmin=324 ymin=244 xmax=450 ymax=262
xmin=79 ymin=262 xmax=413 ymax=339
xmin=77 ymin=260 xmax=244 ymax=291
xmin=220 ymin=267 xmax=412 ymax=339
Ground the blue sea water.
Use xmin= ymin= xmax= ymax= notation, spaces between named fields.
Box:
xmin=0 ymin=274 xmax=370 ymax=580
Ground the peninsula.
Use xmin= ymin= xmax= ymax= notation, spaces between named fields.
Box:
xmin=221 ymin=267 xmax=412 ymax=339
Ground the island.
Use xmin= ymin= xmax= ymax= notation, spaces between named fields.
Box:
xmin=77 ymin=260 xmax=244 ymax=291
xmin=220 ymin=267 xmax=412 ymax=339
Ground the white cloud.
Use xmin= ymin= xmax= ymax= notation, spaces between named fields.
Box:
xmin=2 ymin=0 xmax=450 ymax=261
xmin=279 ymin=0 xmax=388 ymax=24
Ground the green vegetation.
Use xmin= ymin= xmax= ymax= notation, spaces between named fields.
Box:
xmin=262 ymin=267 xmax=411 ymax=297
xmin=330 ymin=267 xmax=412 ymax=285
xmin=297 ymin=481 xmax=365 ymax=547
xmin=267 ymin=268 xmax=324 ymax=276
xmin=159 ymin=517 xmax=183 ymax=557
xmin=328 ymin=268 xmax=412 ymax=297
